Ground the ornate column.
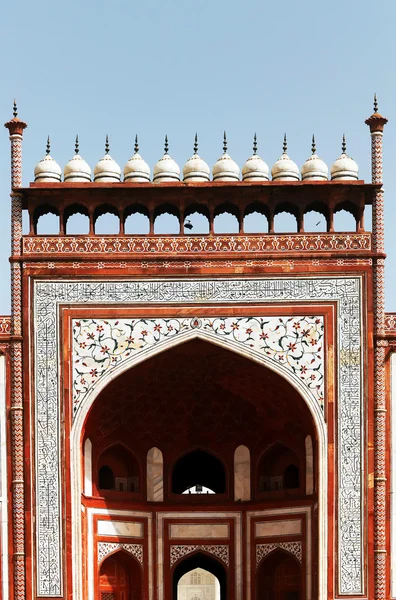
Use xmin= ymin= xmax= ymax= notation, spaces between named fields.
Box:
xmin=4 ymin=101 xmax=27 ymax=600
xmin=365 ymin=95 xmax=388 ymax=600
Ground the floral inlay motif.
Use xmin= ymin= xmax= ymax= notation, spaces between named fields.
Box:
xmin=72 ymin=315 xmax=324 ymax=416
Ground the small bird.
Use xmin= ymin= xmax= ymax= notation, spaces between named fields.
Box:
xmin=184 ymin=220 xmax=193 ymax=230
xmin=315 ymin=221 xmax=322 ymax=227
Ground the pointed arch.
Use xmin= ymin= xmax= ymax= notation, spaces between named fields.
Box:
xmin=71 ymin=330 xmax=327 ymax=600
xmin=98 ymin=549 xmax=142 ymax=600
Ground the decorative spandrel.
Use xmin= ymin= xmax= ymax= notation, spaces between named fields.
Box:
xmin=72 ymin=315 xmax=325 ymax=417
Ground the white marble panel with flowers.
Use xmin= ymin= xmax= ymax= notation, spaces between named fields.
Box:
xmin=72 ymin=315 xmax=324 ymax=418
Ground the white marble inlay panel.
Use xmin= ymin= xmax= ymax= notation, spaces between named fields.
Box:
xmin=97 ymin=520 xmax=143 ymax=538
xmin=169 ymin=524 xmax=229 ymax=539
xmin=255 ymin=519 xmax=301 ymax=538
xmin=33 ymin=277 xmax=363 ymax=595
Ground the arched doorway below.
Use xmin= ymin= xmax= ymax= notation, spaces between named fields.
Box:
xmin=173 ymin=553 xmax=227 ymax=600
xmin=256 ymin=550 xmax=302 ymax=600
xmin=177 ymin=567 xmax=220 ymax=600
xmin=98 ymin=550 xmax=142 ymax=600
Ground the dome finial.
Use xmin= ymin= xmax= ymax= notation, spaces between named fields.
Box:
xmin=75 ymin=135 xmax=79 ymax=155
xmin=194 ymin=133 xmax=198 ymax=155
xmin=311 ymin=134 xmax=316 ymax=155
xmin=374 ymin=93 xmax=378 ymax=114
xmin=223 ymin=131 xmax=227 ymax=154
xmin=134 ymin=134 xmax=139 ymax=154
xmin=105 ymin=134 xmax=110 ymax=155
xmin=46 ymin=135 xmax=51 ymax=156
xmin=283 ymin=133 xmax=287 ymax=154
xmin=253 ymin=133 xmax=257 ymax=155
xmin=164 ymin=134 xmax=169 ymax=154
xmin=342 ymin=133 xmax=347 ymax=154
xmin=13 ymin=99 xmax=17 ymax=118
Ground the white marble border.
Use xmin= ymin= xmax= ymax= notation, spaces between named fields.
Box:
xmin=0 ymin=355 xmax=8 ymax=600
xmin=86 ymin=508 xmax=152 ymax=600
xmin=33 ymin=276 xmax=363 ymax=596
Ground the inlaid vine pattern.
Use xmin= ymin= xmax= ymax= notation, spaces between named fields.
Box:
xmin=72 ymin=315 xmax=324 ymax=416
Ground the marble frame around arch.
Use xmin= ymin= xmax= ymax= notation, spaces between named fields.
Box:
xmin=71 ymin=326 xmax=328 ymax=600
xmin=32 ymin=276 xmax=363 ymax=598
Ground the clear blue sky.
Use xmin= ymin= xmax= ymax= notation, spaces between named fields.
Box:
xmin=0 ymin=0 xmax=395 ymax=312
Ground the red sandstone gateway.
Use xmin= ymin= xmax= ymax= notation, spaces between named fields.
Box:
xmin=0 ymin=98 xmax=395 ymax=600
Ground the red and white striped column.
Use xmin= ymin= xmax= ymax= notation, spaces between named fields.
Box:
xmin=365 ymin=95 xmax=388 ymax=600
xmin=4 ymin=102 xmax=27 ymax=600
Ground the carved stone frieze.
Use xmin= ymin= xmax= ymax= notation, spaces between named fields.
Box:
xmin=97 ymin=542 xmax=143 ymax=565
xmin=256 ymin=541 xmax=302 ymax=564
xmin=23 ymin=233 xmax=372 ymax=256
xmin=170 ymin=545 xmax=229 ymax=566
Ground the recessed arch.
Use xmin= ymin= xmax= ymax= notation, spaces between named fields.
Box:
xmin=98 ymin=549 xmax=142 ymax=600
xmin=172 ymin=448 xmax=227 ymax=495
xmin=256 ymin=548 xmax=302 ymax=600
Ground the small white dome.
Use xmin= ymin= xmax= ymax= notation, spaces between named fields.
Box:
xmin=271 ymin=135 xmax=299 ymax=181
xmin=94 ymin=136 xmax=121 ymax=183
xmin=124 ymin=136 xmax=151 ymax=183
xmin=242 ymin=135 xmax=269 ymax=182
xmin=301 ymin=136 xmax=328 ymax=181
xmin=212 ymin=133 xmax=240 ymax=182
xmin=183 ymin=135 xmax=210 ymax=182
xmin=64 ymin=136 xmax=91 ymax=183
xmin=153 ymin=136 xmax=180 ymax=183
xmin=330 ymin=135 xmax=359 ymax=181
xmin=34 ymin=137 xmax=62 ymax=183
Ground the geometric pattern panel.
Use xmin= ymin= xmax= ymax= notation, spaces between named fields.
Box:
xmin=97 ymin=542 xmax=143 ymax=565
xmin=34 ymin=277 xmax=363 ymax=595
xmin=170 ymin=544 xmax=229 ymax=566
xmin=73 ymin=315 xmax=325 ymax=416
xmin=256 ymin=541 xmax=302 ymax=564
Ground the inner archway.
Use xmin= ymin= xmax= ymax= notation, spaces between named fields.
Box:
xmin=173 ymin=553 xmax=226 ymax=600
xmin=177 ymin=567 xmax=220 ymax=600
xmin=256 ymin=550 xmax=302 ymax=600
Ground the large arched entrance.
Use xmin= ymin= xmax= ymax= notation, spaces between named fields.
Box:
xmin=77 ymin=337 xmax=321 ymax=600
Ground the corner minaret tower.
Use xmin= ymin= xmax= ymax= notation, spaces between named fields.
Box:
xmin=4 ymin=100 xmax=27 ymax=600
xmin=365 ymin=94 xmax=388 ymax=600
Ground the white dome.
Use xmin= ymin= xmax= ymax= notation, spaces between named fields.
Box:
xmin=330 ymin=135 xmax=359 ymax=181
xmin=183 ymin=135 xmax=210 ymax=182
xmin=64 ymin=136 xmax=91 ymax=183
xmin=301 ymin=136 xmax=328 ymax=181
xmin=271 ymin=135 xmax=299 ymax=181
xmin=153 ymin=136 xmax=180 ymax=183
xmin=94 ymin=136 xmax=121 ymax=183
xmin=34 ymin=137 xmax=62 ymax=183
xmin=242 ymin=134 xmax=269 ymax=182
xmin=212 ymin=133 xmax=240 ymax=182
xmin=124 ymin=136 xmax=151 ymax=183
